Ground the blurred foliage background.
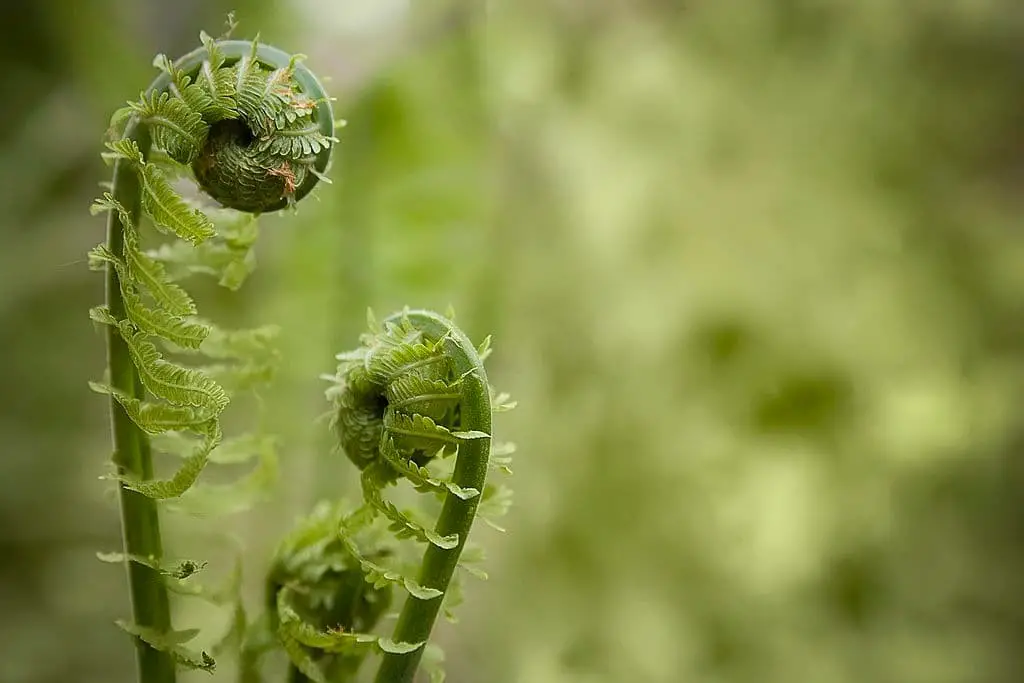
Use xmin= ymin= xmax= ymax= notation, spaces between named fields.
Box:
xmin=1 ymin=1 xmax=1023 ymax=682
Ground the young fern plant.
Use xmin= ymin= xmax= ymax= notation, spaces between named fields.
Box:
xmin=264 ymin=309 xmax=515 ymax=683
xmin=90 ymin=22 xmax=335 ymax=683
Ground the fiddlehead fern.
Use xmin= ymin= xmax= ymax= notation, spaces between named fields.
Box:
xmin=110 ymin=32 xmax=335 ymax=213
xmin=90 ymin=21 xmax=334 ymax=683
xmin=264 ymin=502 xmax=395 ymax=683
xmin=297 ymin=309 xmax=515 ymax=683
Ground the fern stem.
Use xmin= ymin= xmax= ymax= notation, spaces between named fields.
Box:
xmin=105 ymin=124 xmax=177 ymax=683
xmin=373 ymin=310 xmax=492 ymax=683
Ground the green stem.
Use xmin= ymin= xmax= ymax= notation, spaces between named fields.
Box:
xmin=106 ymin=122 xmax=177 ymax=683
xmin=373 ymin=310 xmax=492 ymax=683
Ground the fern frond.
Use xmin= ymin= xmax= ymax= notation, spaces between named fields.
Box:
xmin=268 ymin=500 xmax=396 ymax=681
xmin=244 ymin=63 xmax=305 ymax=139
xmin=378 ymin=437 xmax=478 ymax=501
xmin=120 ymin=419 xmax=222 ymax=500
xmin=105 ymin=137 xmax=145 ymax=164
xmin=385 ymin=375 xmax=461 ymax=420
xmin=124 ymin=244 xmax=198 ymax=316
xmin=89 ymin=382 xmax=214 ymax=434
xmin=232 ymin=45 xmax=274 ymax=133
xmin=360 ymin=471 xmax=458 ymax=550
xmin=116 ymin=620 xmax=216 ymax=673
xmin=118 ymin=322 xmax=229 ymax=411
xmin=105 ymin=140 xmax=217 ymax=245
xmin=265 ymin=82 xmax=316 ymax=131
xmin=122 ymin=291 xmax=210 ymax=349
xmin=197 ymin=32 xmax=238 ymax=115
xmin=337 ymin=533 xmax=442 ymax=600
xmin=87 ymin=246 xmax=208 ymax=348
xmin=199 ymin=31 xmax=227 ymax=69
xmin=97 ymin=551 xmax=207 ymax=580
xmin=154 ymin=53 xmax=236 ymax=123
xmin=255 ymin=119 xmax=333 ymax=157
xmin=140 ymin=164 xmax=217 ymax=245
xmin=365 ymin=336 xmax=448 ymax=384
xmin=129 ymin=90 xmax=208 ymax=164
xmin=384 ymin=411 xmax=469 ymax=451
xmin=124 ymin=240 xmax=198 ymax=317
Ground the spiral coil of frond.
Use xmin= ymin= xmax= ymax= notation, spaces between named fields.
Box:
xmin=110 ymin=33 xmax=336 ymax=213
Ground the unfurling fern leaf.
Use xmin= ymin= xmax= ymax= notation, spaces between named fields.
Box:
xmin=263 ymin=502 xmax=395 ymax=682
xmin=91 ymin=23 xmax=334 ymax=683
xmin=128 ymin=91 xmax=209 ymax=164
xmin=320 ymin=309 xmax=514 ymax=683
xmin=116 ymin=620 xmax=217 ymax=674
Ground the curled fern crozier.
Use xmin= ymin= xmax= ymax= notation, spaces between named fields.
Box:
xmin=317 ymin=309 xmax=514 ymax=683
xmin=112 ymin=35 xmax=336 ymax=213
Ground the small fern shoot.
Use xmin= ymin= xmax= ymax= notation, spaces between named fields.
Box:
xmin=91 ymin=22 xmax=335 ymax=683
xmin=269 ymin=308 xmax=514 ymax=683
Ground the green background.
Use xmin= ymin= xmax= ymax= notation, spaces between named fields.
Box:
xmin=2 ymin=1 xmax=1023 ymax=682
